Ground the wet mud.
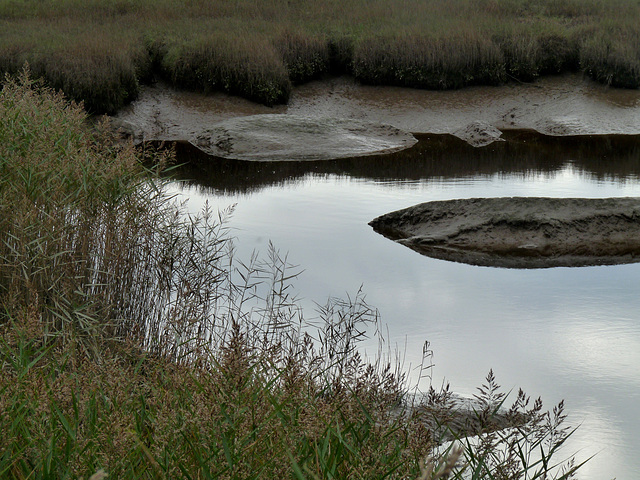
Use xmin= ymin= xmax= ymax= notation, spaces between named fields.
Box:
xmin=114 ymin=73 xmax=640 ymax=156
xmin=190 ymin=114 xmax=416 ymax=161
xmin=118 ymin=75 xmax=640 ymax=269
xmin=369 ymin=197 xmax=640 ymax=268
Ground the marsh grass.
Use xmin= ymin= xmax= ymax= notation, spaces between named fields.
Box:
xmin=580 ymin=22 xmax=640 ymax=88
xmin=1 ymin=72 xmax=586 ymax=478
xmin=275 ymin=30 xmax=330 ymax=84
xmin=158 ymin=29 xmax=291 ymax=106
xmin=352 ymin=32 xmax=506 ymax=89
xmin=1 ymin=0 xmax=640 ymax=111
xmin=491 ymin=25 xmax=581 ymax=81
xmin=0 ymin=23 xmax=149 ymax=114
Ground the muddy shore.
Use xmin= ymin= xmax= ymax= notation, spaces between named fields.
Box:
xmin=370 ymin=197 xmax=640 ymax=268
xmin=114 ymin=73 xmax=640 ymax=153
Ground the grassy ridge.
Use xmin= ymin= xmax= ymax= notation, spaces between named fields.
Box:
xmin=0 ymin=72 xmax=585 ymax=479
xmin=0 ymin=0 xmax=639 ymax=112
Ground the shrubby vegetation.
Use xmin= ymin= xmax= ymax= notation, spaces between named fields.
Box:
xmin=0 ymin=0 xmax=639 ymax=112
xmin=0 ymin=71 xmax=587 ymax=478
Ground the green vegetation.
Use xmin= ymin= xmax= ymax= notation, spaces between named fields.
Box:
xmin=0 ymin=71 xmax=587 ymax=479
xmin=0 ymin=0 xmax=640 ymax=112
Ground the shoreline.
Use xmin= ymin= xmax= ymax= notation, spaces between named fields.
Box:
xmin=4 ymin=0 xmax=640 ymax=114
xmin=113 ymin=74 xmax=640 ymax=154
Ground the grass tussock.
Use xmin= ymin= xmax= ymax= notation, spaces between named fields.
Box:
xmin=352 ymin=33 xmax=505 ymax=89
xmin=580 ymin=23 xmax=640 ymax=88
xmin=158 ymin=30 xmax=291 ymax=106
xmin=492 ymin=25 xmax=580 ymax=81
xmin=0 ymin=23 xmax=148 ymax=114
xmin=275 ymin=30 xmax=330 ymax=84
xmin=1 ymin=0 xmax=640 ymax=112
xmin=0 ymin=72 xmax=587 ymax=479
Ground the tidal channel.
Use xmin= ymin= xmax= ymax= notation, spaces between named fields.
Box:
xmin=167 ymin=133 xmax=640 ymax=479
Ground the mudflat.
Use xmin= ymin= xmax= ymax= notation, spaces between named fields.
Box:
xmin=114 ymin=73 xmax=640 ymax=154
xmin=369 ymin=197 xmax=640 ymax=268
xmin=190 ymin=114 xmax=417 ymax=161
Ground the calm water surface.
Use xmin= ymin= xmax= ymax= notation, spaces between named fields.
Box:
xmin=170 ymin=134 xmax=640 ymax=479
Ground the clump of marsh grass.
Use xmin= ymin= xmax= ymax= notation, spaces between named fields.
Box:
xmin=159 ymin=30 xmax=291 ymax=106
xmin=0 ymin=71 xmax=587 ymax=479
xmin=492 ymin=25 xmax=580 ymax=82
xmin=0 ymin=24 xmax=148 ymax=114
xmin=580 ymin=24 xmax=640 ymax=88
xmin=352 ymin=33 xmax=505 ymax=90
xmin=274 ymin=30 xmax=331 ymax=83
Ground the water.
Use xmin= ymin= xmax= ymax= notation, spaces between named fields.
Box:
xmin=167 ymin=133 xmax=640 ymax=479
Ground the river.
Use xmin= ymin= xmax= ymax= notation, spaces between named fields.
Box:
xmin=118 ymin=74 xmax=640 ymax=479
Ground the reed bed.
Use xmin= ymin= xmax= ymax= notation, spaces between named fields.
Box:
xmin=0 ymin=0 xmax=639 ymax=112
xmin=0 ymin=70 xmax=588 ymax=478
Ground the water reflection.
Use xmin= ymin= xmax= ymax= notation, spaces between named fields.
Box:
xmin=166 ymin=132 xmax=640 ymax=480
xmin=168 ymin=131 xmax=640 ymax=194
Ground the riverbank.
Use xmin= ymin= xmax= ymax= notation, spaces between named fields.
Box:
xmin=2 ymin=0 xmax=640 ymax=113
xmin=0 ymin=71 xmax=583 ymax=479
xmin=113 ymin=73 xmax=640 ymax=155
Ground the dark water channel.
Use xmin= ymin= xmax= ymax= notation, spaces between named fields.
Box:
xmin=169 ymin=133 xmax=640 ymax=479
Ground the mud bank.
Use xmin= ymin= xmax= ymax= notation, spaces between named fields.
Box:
xmin=191 ymin=114 xmax=416 ymax=161
xmin=114 ymin=73 xmax=640 ymax=155
xmin=369 ymin=197 xmax=640 ymax=268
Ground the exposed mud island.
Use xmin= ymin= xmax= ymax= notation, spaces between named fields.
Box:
xmin=370 ymin=197 xmax=640 ymax=268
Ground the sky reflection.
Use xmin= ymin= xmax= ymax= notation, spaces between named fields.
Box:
xmin=167 ymin=135 xmax=640 ymax=479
